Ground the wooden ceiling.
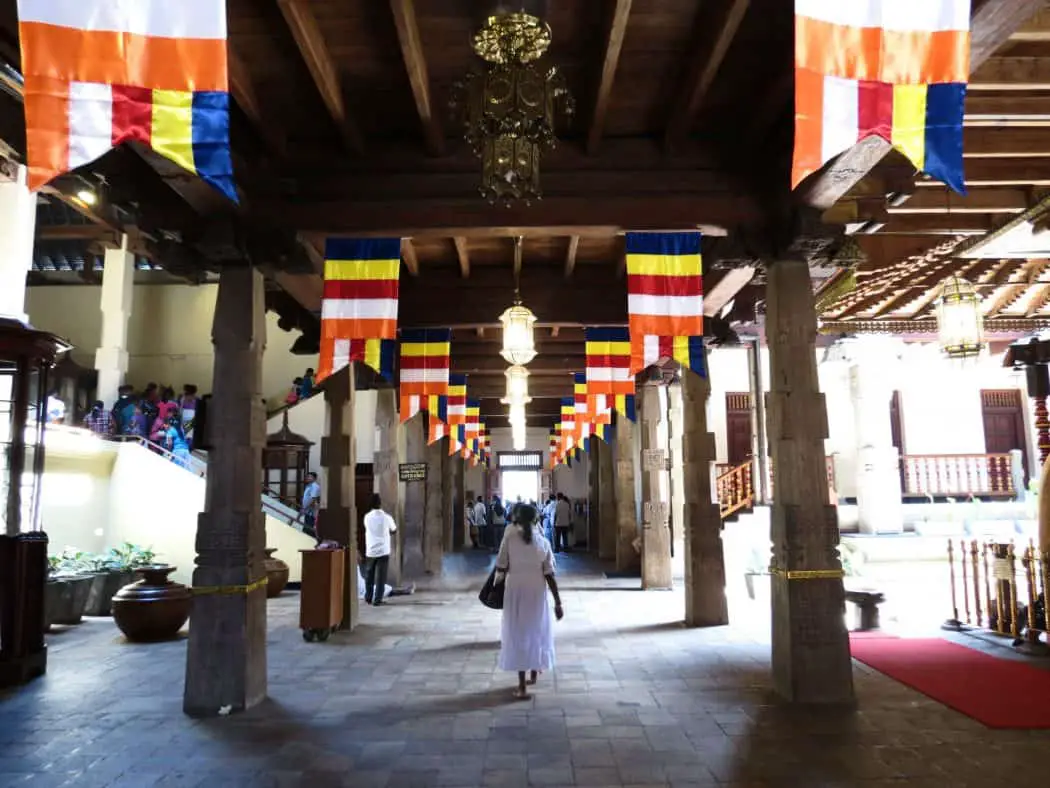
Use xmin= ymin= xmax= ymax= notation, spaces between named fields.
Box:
xmin=1 ymin=0 xmax=1047 ymax=426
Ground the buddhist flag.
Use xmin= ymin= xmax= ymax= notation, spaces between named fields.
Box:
xmin=585 ymin=327 xmax=636 ymax=423
xmin=450 ymin=423 xmax=466 ymax=455
xmin=426 ymin=395 xmax=448 ymax=445
xmin=16 ymin=0 xmax=237 ymax=201
xmin=573 ymin=373 xmax=594 ymax=446
xmin=626 ymin=232 xmax=706 ymax=377
xmin=317 ymin=238 xmax=400 ymax=383
xmin=792 ymin=0 xmax=970 ymax=193
xmin=560 ymin=398 xmax=576 ymax=455
xmin=399 ymin=328 xmax=451 ymax=422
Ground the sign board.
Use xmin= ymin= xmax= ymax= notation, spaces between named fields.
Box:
xmin=642 ymin=449 xmax=666 ymax=472
xmin=398 ymin=462 xmax=427 ymax=482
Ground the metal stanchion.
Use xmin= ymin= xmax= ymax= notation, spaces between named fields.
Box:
xmin=1008 ymin=543 xmax=1020 ymax=640
xmin=961 ymin=539 xmax=972 ymax=626
xmin=982 ymin=542 xmax=994 ymax=627
xmin=943 ymin=539 xmax=962 ymax=630
xmin=971 ymin=540 xmax=983 ymax=628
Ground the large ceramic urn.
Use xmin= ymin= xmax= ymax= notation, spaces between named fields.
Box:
xmin=264 ymin=548 xmax=290 ymax=598
xmin=111 ymin=566 xmax=192 ymax=642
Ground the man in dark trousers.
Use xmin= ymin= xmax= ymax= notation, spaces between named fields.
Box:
xmin=363 ymin=493 xmax=397 ymax=606
xmin=553 ymin=493 xmax=573 ymax=553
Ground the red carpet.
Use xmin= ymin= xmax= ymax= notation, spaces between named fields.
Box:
xmin=849 ymin=634 xmax=1050 ymax=728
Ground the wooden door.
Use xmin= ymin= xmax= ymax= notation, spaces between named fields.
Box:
xmin=725 ymin=392 xmax=753 ymax=466
xmin=981 ymin=390 xmax=1028 ymax=481
xmin=354 ymin=464 xmax=374 ymax=558
xmin=890 ymin=391 xmax=906 ymax=488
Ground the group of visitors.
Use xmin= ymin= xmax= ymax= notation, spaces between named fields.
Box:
xmin=284 ymin=367 xmax=316 ymax=406
xmin=540 ymin=493 xmax=575 ymax=553
xmin=82 ymin=383 xmax=200 ymax=468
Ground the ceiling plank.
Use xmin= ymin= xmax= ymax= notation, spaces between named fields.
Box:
xmin=703 ymin=266 xmax=755 ymax=317
xmin=796 ymin=0 xmax=1044 ymax=210
xmin=227 ymin=48 xmax=284 ymax=156
xmin=454 ymin=236 xmax=471 ymax=277
xmin=665 ymin=0 xmax=751 ymax=150
xmin=276 ymin=0 xmax=364 ymax=154
xmin=564 ymin=235 xmax=580 ymax=278
xmin=875 ymin=213 xmax=998 ymax=235
xmin=587 ymin=0 xmax=633 ymax=155
xmin=970 ymin=57 xmax=1050 ymax=89
xmin=915 ymin=156 xmax=1050 ymax=186
xmin=886 ymin=187 xmax=1030 ymax=214
xmin=964 ymin=127 xmax=1050 ymax=156
xmin=389 ymin=0 xmax=444 ymax=156
xmin=401 ymin=238 xmax=420 ymax=276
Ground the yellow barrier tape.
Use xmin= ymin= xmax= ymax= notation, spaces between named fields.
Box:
xmin=191 ymin=576 xmax=269 ymax=596
xmin=770 ymin=568 xmax=845 ymax=581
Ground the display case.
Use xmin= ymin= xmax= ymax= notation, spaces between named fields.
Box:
xmin=0 ymin=318 xmax=71 ymax=687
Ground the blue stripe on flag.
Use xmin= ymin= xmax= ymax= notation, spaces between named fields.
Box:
xmin=584 ymin=327 xmax=631 ymax=343
xmin=625 ymin=231 xmax=701 ymax=257
xmin=923 ymin=82 xmax=967 ymax=195
xmin=324 ymin=237 xmax=402 ymax=261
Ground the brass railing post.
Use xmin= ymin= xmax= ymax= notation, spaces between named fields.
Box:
xmin=970 ymin=540 xmax=982 ymax=628
xmin=945 ymin=539 xmax=961 ymax=629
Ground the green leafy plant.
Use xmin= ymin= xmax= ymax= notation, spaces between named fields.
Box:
xmin=106 ymin=542 xmax=157 ymax=570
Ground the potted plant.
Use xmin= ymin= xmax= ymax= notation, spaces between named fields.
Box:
xmin=44 ymin=549 xmax=98 ymax=628
xmin=83 ymin=543 xmax=154 ymax=617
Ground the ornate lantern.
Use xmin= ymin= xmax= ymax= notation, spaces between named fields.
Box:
xmin=499 ymin=301 xmax=537 ymax=366
xmin=936 ymin=276 xmax=984 ymax=359
xmin=501 ymin=364 xmax=532 ymax=404
xmin=0 ymin=318 xmax=71 ymax=687
xmin=451 ymin=9 xmax=574 ymax=206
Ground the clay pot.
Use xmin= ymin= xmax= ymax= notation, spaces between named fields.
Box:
xmin=84 ymin=570 xmax=135 ymax=617
xmin=264 ymin=548 xmax=290 ymax=598
xmin=112 ymin=566 xmax=192 ymax=642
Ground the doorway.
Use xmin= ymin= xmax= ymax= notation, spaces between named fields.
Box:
xmin=981 ymin=389 xmax=1029 ymax=481
xmin=501 ymin=471 xmax=540 ymax=505
xmin=725 ymin=392 xmax=752 ymax=466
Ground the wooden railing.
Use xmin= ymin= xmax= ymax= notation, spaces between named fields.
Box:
xmin=901 ymin=453 xmax=1014 ymax=498
xmin=716 ymin=461 xmax=754 ymax=519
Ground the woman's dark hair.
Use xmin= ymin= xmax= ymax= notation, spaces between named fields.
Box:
xmin=515 ymin=504 xmax=537 ymax=544
xmin=370 ymin=493 xmax=382 ymax=509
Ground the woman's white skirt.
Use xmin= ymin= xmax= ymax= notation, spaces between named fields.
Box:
xmin=498 ymin=577 xmax=555 ymax=672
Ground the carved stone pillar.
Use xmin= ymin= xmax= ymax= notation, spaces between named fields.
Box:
xmin=453 ymin=455 xmax=465 ymax=549
xmin=682 ymin=369 xmax=728 ymax=627
xmin=596 ymin=439 xmax=616 ymax=560
xmin=94 ymin=239 xmax=135 ymax=407
xmin=766 ymin=257 xmax=854 ymax=704
xmin=373 ymin=389 xmax=401 ymax=584
xmin=747 ymin=339 xmax=769 ymax=504
xmin=442 ymin=444 xmax=455 ymax=552
xmin=588 ymin=449 xmax=599 ymax=551
xmin=402 ymin=417 xmax=426 ymax=579
xmin=424 ymin=440 xmax=446 ymax=575
xmin=317 ymin=364 xmax=358 ymax=631
xmin=640 ymin=381 xmax=672 ymax=589
xmin=614 ymin=413 xmax=640 ymax=573
xmin=184 ymin=267 xmax=268 ymax=717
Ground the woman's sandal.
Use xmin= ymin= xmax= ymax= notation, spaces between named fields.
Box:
xmin=513 ymin=688 xmax=530 ymax=700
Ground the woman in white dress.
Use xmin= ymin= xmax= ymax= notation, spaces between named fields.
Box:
xmin=494 ymin=504 xmax=564 ymax=699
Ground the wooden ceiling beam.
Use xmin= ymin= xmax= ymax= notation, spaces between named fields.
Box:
xmin=389 ymin=0 xmax=444 ymax=156
xmin=970 ymin=57 xmax=1050 ymax=90
xmin=564 ymin=235 xmax=580 ymax=278
xmin=876 ymin=214 xmax=999 ymax=235
xmin=227 ymin=48 xmax=285 ymax=156
xmin=964 ymin=126 xmax=1050 ymax=156
xmin=916 ymin=156 xmax=1050 ymax=186
xmin=453 ymin=356 xmax=586 ymax=374
xmin=453 ymin=236 xmax=471 ymax=277
xmin=276 ymin=0 xmax=363 ymax=154
xmin=665 ymin=0 xmax=751 ymax=151
xmin=1012 ymin=9 xmax=1050 ymax=40
xmin=795 ymin=0 xmax=1043 ymax=210
xmin=587 ymin=0 xmax=633 ymax=155
xmin=401 ymin=238 xmax=420 ymax=276
xmin=36 ymin=224 xmax=119 ymax=243
xmin=465 ymin=380 xmax=574 ymax=399
xmin=886 ymin=187 xmax=1030 ymax=214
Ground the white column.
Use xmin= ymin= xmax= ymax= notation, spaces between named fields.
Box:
xmin=847 ymin=337 xmax=905 ymax=534
xmin=94 ymin=236 xmax=135 ymax=406
xmin=0 ymin=165 xmax=37 ymax=323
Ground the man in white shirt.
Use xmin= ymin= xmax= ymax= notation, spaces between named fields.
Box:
xmin=363 ymin=493 xmax=398 ymax=606
xmin=472 ymin=496 xmax=488 ymax=550
xmin=553 ymin=493 xmax=573 ymax=553
xmin=299 ymin=472 xmax=321 ymax=537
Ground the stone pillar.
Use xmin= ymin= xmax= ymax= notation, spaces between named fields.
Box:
xmin=588 ymin=443 xmax=599 ymax=551
xmin=442 ymin=444 xmax=455 ymax=552
xmin=681 ymin=369 xmax=728 ymax=626
xmin=766 ymin=257 xmax=854 ymax=705
xmin=639 ymin=381 xmax=673 ymax=589
xmin=0 ymin=164 xmax=36 ymax=324
xmin=667 ymin=382 xmax=686 ymax=568
xmin=94 ymin=237 xmax=135 ymax=407
xmin=614 ymin=413 xmax=640 ymax=573
xmin=596 ymin=439 xmax=616 ymax=560
xmin=747 ymin=339 xmax=769 ymax=504
xmin=848 ymin=338 xmax=904 ymax=534
xmin=453 ymin=455 xmax=465 ymax=549
xmin=424 ymin=440 xmax=445 ymax=575
xmin=184 ymin=267 xmax=268 ymax=717
xmin=317 ymin=364 xmax=358 ymax=630
xmin=373 ymin=389 xmax=401 ymax=584
xmin=402 ymin=416 xmax=426 ymax=579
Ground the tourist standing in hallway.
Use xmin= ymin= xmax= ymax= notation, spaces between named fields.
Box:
xmin=299 ymin=472 xmax=321 ymax=537
xmin=472 ymin=496 xmax=488 ymax=549
xmin=363 ymin=494 xmax=397 ymax=606
xmin=553 ymin=493 xmax=572 ymax=553
xmin=495 ymin=504 xmax=563 ymax=700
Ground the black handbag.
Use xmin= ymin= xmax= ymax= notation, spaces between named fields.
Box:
xmin=479 ymin=568 xmax=505 ymax=610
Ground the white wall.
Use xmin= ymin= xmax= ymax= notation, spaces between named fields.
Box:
xmin=265 ymin=388 xmax=378 ymax=473
xmin=26 ymin=284 xmax=317 ymax=407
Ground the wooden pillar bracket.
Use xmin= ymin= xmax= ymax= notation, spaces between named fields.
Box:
xmin=320 ymin=435 xmax=352 ymax=467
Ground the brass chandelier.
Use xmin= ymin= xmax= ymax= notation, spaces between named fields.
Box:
xmin=451 ymin=10 xmax=574 ymax=206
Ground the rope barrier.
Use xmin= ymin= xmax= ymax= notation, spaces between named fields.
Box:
xmin=769 ymin=568 xmax=845 ymax=581
xmin=191 ymin=576 xmax=269 ymax=596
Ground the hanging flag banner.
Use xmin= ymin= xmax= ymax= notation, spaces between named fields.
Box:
xmin=446 ymin=375 xmax=468 ymax=456
xmin=426 ymin=396 xmax=449 ymax=445
xmin=317 ymin=238 xmax=400 ymax=383
xmin=585 ymin=327 xmax=636 ymax=422
xmin=792 ymin=0 xmax=970 ymax=193
xmin=625 ymin=232 xmax=706 ymax=377
xmin=573 ymin=373 xmax=594 ymax=446
xmin=399 ymin=328 xmax=451 ymax=422
xmin=16 ymin=0 xmax=237 ymax=201
xmin=559 ymin=398 xmax=576 ymax=456
xmin=465 ymin=399 xmax=481 ymax=457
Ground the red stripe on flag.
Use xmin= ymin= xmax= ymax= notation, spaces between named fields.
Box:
xmin=111 ymin=84 xmax=152 ymax=147
xmin=323 ymin=279 xmax=399 ymax=300
xmin=857 ymin=80 xmax=894 ymax=142
xmin=585 ymin=356 xmax=630 ymax=368
xmin=626 ymin=274 xmax=703 ymax=297
xmin=399 ymin=355 xmax=450 ymax=370
xmin=658 ymin=336 xmax=673 ymax=360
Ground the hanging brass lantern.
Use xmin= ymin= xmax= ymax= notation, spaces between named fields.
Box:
xmin=450 ymin=10 xmax=573 ymax=206
xmin=936 ymin=276 xmax=984 ymax=359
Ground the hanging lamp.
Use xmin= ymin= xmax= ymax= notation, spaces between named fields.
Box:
xmin=935 ymin=275 xmax=984 ymax=359
xmin=501 ymin=364 xmax=532 ymax=404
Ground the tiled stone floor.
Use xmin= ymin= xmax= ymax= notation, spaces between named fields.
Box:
xmin=2 ymin=552 xmax=1050 ymax=787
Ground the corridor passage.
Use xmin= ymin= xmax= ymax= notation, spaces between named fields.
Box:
xmin=1 ymin=554 xmax=1047 ymax=787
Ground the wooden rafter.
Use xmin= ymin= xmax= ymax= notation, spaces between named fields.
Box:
xmin=564 ymin=235 xmax=580 ymax=279
xmin=665 ymin=0 xmax=751 ymax=150
xmin=389 ymin=0 xmax=444 ymax=157
xmin=401 ymin=238 xmax=420 ymax=276
xmin=796 ymin=0 xmax=1043 ymax=210
xmin=887 ymin=187 xmax=1029 ymax=214
xmin=1027 ymin=283 xmax=1050 ymax=316
xmin=453 ymin=236 xmax=470 ymax=277
xmin=587 ymin=0 xmax=632 ymax=155
xmin=227 ymin=48 xmax=284 ymax=156
xmin=276 ymin=0 xmax=363 ymax=154
xmin=513 ymin=236 xmax=524 ymax=280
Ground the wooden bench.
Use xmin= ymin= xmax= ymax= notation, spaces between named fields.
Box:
xmin=844 ymin=589 xmax=885 ymax=631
